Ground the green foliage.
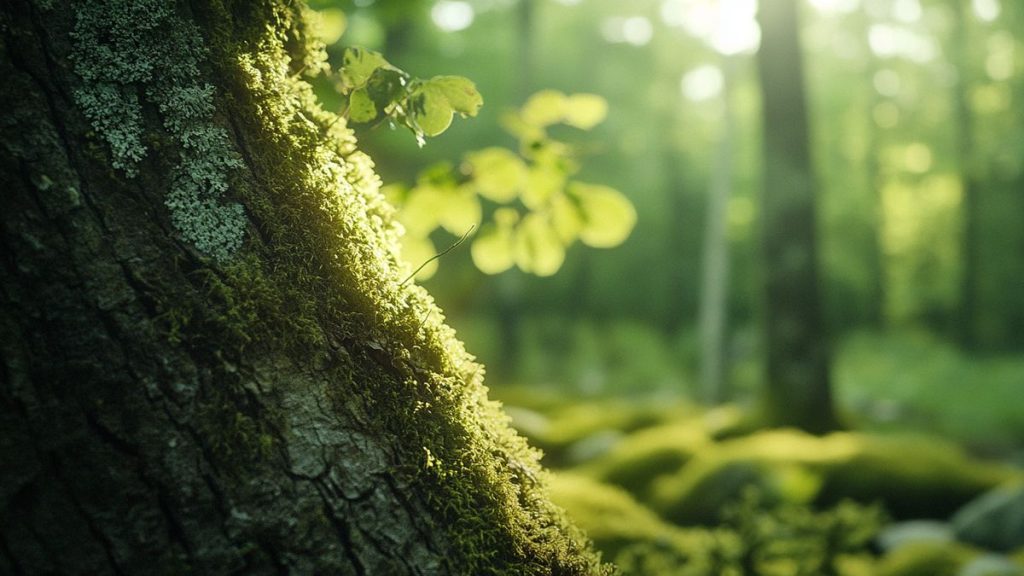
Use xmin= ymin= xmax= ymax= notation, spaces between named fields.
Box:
xmin=649 ymin=429 xmax=1022 ymax=525
xmin=70 ymin=0 xmax=246 ymax=261
xmin=549 ymin=474 xmax=886 ymax=576
xmin=390 ymin=90 xmax=636 ymax=281
xmin=335 ymin=47 xmax=482 ymax=145
xmin=875 ymin=541 xmax=980 ymax=576
xmin=836 ymin=331 xmax=1024 ymax=447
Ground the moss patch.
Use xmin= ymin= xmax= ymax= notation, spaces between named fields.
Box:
xmin=650 ymin=429 xmax=1021 ymax=525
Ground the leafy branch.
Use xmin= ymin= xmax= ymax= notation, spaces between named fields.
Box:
xmin=388 ymin=90 xmax=637 ymax=281
xmin=336 ymin=47 xmax=483 ymax=146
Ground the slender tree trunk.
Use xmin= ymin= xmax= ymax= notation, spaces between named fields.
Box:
xmin=0 ymin=2 xmax=604 ymax=574
xmin=699 ymin=55 xmax=736 ymax=405
xmin=858 ymin=7 xmax=888 ymax=328
xmin=949 ymin=0 xmax=981 ymax=350
xmin=755 ymin=0 xmax=837 ymax=433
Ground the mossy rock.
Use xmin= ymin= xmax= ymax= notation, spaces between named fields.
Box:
xmin=511 ymin=397 xmax=693 ymax=467
xmin=650 ymin=429 xmax=1020 ymax=525
xmin=876 ymin=541 xmax=980 ymax=576
xmin=817 ymin=434 xmax=1020 ymax=519
xmin=580 ymin=421 xmax=711 ymax=499
xmin=547 ymin=474 xmax=737 ymax=575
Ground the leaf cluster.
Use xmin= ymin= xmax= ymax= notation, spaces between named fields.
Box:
xmin=390 ymin=90 xmax=637 ymax=281
xmin=336 ymin=47 xmax=482 ymax=146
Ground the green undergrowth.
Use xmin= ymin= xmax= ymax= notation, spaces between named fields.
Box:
xmin=516 ymin=392 xmax=1024 ymax=574
xmin=649 ymin=429 xmax=1020 ymax=524
xmin=66 ymin=0 xmax=608 ymax=573
xmin=549 ymin=474 xmax=888 ymax=576
xmin=837 ymin=331 xmax=1024 ymax=450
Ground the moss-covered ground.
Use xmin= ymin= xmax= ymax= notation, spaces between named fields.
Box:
xmin=490 ymin=386 xmax=1024 ymax=576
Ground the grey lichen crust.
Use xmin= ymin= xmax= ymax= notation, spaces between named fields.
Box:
xmin=71 ymin=0 xmax=246 ymax=260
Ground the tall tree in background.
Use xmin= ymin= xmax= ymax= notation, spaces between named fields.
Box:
xmin=0 ymin=1 xmax=605 ymax=573
xmin=755 ymin=0 xmax=837 ymax=433
xmin=699 ymin=55 xmax=737 ymax=405
xmin=949 ymin=0 xmax=981 ymax=350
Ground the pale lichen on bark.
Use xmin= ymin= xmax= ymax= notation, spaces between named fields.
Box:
xmin=70 ymin=0 xmax=246 ymax=260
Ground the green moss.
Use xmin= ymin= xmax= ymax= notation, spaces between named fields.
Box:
xmin=876 ymin=542 xmax=979 ymax=576
xmin=548 ymin=473 xmax=739 ymax=575
xmin=650 ymin=429 xmax=1022 ymax=526
xmin=580 ymin=421 xmax=710 ymax=499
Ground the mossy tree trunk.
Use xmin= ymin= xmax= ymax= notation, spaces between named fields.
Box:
xmin=755 ymin=0 xmax=838 ymax=434
xmin=0 ymin=1 xmax=605 ymax=574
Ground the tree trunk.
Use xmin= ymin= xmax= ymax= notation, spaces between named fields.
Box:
xmin=949 ymin=0 xmax=981 ymax=350
xmin=699 ymin=55 xmax=736 ymax=405
xmin=0 ymin=1 xmax=605 ymax=574
xmin=755 ymin=0 xmax=838 ymax=433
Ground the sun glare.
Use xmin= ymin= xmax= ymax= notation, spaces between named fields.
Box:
xmin=432 ymin=0 xmax=475 ymax=32
xmin=660 ymin=0 xmax=760 ymax=55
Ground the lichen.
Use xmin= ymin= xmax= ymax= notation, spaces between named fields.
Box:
xmin=70 ymin=0 xmax=246 ymax=260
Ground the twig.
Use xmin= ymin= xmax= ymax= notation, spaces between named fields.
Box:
xmin=400 ymin=225 xmax=476 ymax=286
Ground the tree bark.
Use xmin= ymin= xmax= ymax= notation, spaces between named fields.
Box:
xmin=0 ymin=1 xmax=604 ymax=574
xmin=756 ymin=0 xmax=838 ymax=433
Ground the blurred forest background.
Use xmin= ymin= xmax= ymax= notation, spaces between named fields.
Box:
xmin=314 ymin=0 xmax=1024 ymax=573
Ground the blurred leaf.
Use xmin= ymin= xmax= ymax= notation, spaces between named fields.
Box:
xmin=465 ymin=147 xmax=527 ymax=202
xmin=339 ymin=47 xmax=389 ymax=90
xmin=514 ymin=214 xmax=565 ymax=276
xmin=564 ymin=93 xmax=608 ymax=130
xmin=471 ymin=223 xmax=516 ymax=275
xmin=312 ymin=8 xmax=346 ymax=46
xmin=348 ymin=88 xmax=377 ymax=122
xmin=522 ymin=165 xmax=566 ymax=209
xmin=569 ymin=182 xmax=637 ymax=248
xmin=438 ymin=185 xmax=481 ymax=235
xmin=494 ymin=207 xmax=521 ymax=228
xmin=400 ymin=234 xmax=438 ymax=281
xmin=521 ymin=90 xmax=568 ymax=127
xmin=501 ymin=110 xmax=545 ymax=142
xmin=550 ymin=193 xmax=583 ymax=243
xmin=400 ymin=184 xmax=446 ymax=235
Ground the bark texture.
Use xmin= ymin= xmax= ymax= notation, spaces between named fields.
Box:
xmin=0 ymin=1 xmax=605 ymax=574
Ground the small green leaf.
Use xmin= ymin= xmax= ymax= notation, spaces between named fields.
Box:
xmin=521 ymin=90 xmax=568 ymax=127
xmin=564 ymin=93 xmax=608 ymax=129
xmin=340 ymin=47 xmax=389 ymax=90
xmin=425 ymin=76 xmax=483 ymax=117
xmin=465 ymin=147 xmax=527 ymax=202
xmin=471 ymin=223 xmax=515 ymax=275
xmin=569 ymin=182 xmax=637 ymax=248
xmin=409 ymin=88 xmax=454 ymax=137
xmin=514 ymin=214 xmax=565 ymax=276
xmin=348 ymin=88 xmax=377 ymax=122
